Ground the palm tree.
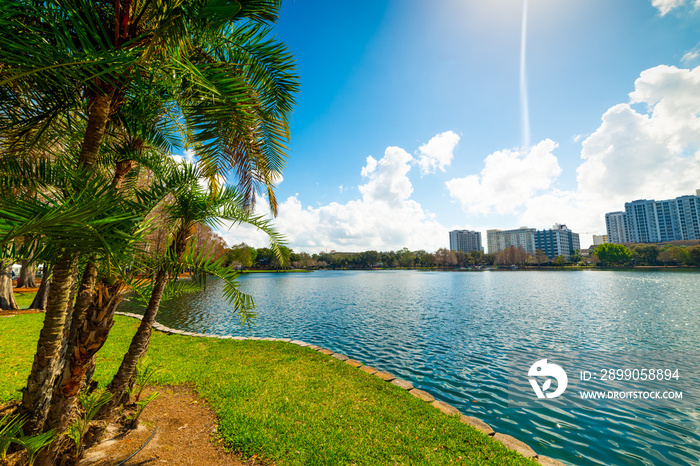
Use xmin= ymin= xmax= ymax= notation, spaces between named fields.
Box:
xmin=0 ymin=0 xmax=298 ymax=439
xmin=99 ymin=162 xmax=286 ymax=418
xmin=0 ymin=159 xmax=149 ymax=433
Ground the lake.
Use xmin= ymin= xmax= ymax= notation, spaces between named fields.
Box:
xmin=123 ymin=269 xmax=700 ymax=465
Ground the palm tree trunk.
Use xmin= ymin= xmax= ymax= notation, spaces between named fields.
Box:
xmin=16 ymin=238 xmax=38 ymax=288
xmin=29 ymin=263 xmax=52 ymax=310
xmin=78 ymin=89 xmax=114 ymax=169
xmin=39 ymin=282 xmax=126 ymax=466
xmin=45 ymin=281 xmax=125 ymax=431
xmin=20 ymin=252 xmax=77 ymax=434
xmin=112 ymin=159 xmax=135 ymax=189
xmin=100 ymin=268 xmax=168 ymax=417
xmin=33 ymin=261 xmax=99 ymax=466
xmin=0 ymin=261 xmax=18 ymax=310
xmin=16 ymin=260 xmax=36 ymax=288
xmin=39 ymin=260 xmax=97 ymax=435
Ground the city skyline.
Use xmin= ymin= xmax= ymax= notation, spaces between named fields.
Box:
xmin=212 ymin=0 xmax=700 ymax=253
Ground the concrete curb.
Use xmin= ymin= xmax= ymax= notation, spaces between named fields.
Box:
xmin=114 ymin=312 xmax=567 ymax=465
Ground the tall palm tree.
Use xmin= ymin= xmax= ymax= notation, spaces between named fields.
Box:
xmin=0 ymin=0 xmax=298 ymax=438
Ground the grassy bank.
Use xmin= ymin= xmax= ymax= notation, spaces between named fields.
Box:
xmin=1 ymin=314 xmax=535 ymax=465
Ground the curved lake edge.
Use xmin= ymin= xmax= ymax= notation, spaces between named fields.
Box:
xmin=120 ymin=270 xmax=700 ymax=465
xmin=116 ymin=310 xmax=570 ymax=466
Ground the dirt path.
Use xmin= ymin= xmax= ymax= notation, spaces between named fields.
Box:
xmin=80 ymin=386 xmax=264 ymax=466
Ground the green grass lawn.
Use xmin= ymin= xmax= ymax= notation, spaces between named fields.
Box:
xmin=0 ymin=314 xmax=536 ymax=465
xmin=13 ymin=290 xmax=36 ymax=309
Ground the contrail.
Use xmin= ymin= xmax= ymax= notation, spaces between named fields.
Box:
xmin=520 ymin=0 xmax=530 ymax=149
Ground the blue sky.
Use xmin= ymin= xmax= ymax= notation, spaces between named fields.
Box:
xmin=220 ymin=0 xmax=700 ymax=253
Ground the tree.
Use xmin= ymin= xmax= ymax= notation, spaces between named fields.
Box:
xmin=471 ymin=250 xmax=491 ymax=266
xmin=454 ymin=251 xmax=474 ymax=268
xmin=397 ymin=248 xmax=415 ymax=268
xmin=494 ymin=246 xmax=529 ymax=267
xmin=434 ymin=248 xmax=458 ymax=268
xmin=360 ymin=250 xmax=380 ymax=268
xmin=0 ymin=260 xmax=18 ymax=310
xmin=99 ymin=164 xmax=285 ymax=419
xmin=688 ymin=245 xmax=700 ymax=267
xmin=593 ymin=243 xmax=631 ymax=267
xmin=15 ymin=239 xmax=38 ymax=287
xmin=29 ymin=263 xmax=51 ymax=310
xmin=658 ymin=246 xmax=684 ymax=266
xmin=570 ymin=250 xmax=583 ymax=264
xmin=533 ymin=249 xmax=550 ymax=266
xmin=255 ymin=247 xmax=273 ymax=267
xmin=0 ymin=0 xmax=298 ymax=452
xmin=629 ymin=244 xmax=659 ymax=266
xmin=227 ymin=243 xmax=258 ymax=269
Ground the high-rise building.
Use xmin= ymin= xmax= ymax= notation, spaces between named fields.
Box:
xmin=449 ymin=230 xmax=482 ymax=252
xmin=624 ymin=192 xmax=700 ymax=243
xmin=534 ymin=224 xmax=581 ymax=260
xmin=605 ymin=211 xmax=628 ymax=244
xmin=605 ymin=190 xmax=700 ymax=244
xmin=486 ymin=227 xmax=536 ymax=254
xmin=592 ymin=235 xmax=608 ymax=245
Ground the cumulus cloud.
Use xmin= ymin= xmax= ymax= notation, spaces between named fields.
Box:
xmin=447 ymin=65 xmax=700 ymax=245
xmin=575 ymin=65 xmax=700 ymax=203
xmin=415 ymin=130 xmax=460 ymax=175
xmin=219 ymin=136 xmax=451 ymax=252
xmin=445 ymin=139 xmax=561 ymax=215
xmin=359 ymin=147 xmax=414 ymax=203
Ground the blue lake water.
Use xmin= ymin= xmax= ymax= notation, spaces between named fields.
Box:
xmin=123 ymin=269 xmax=700 ymax=465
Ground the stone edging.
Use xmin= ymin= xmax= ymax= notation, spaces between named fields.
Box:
xmin=115 ymin=312 xmax=567 ymax=466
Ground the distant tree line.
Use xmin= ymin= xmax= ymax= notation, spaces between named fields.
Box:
xmin=224 ymin=242 xmax=700 ymax=270
xmin=592 ymin=243 xmax=700 ymax=267
xmin=225 ymin=245 xmax=495 ymax=270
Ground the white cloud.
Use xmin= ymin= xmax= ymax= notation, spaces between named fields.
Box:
xmin=651 ymin=0 xmax=687 ymax=15
xmin=415 ymin=130 xmax=460 ymax=175
xmin=682 ymin=49 xmax=699 ymax=64
xmin=171 ymin=149 xmax=195 ymax=165
xmin=358 ymin=146 xmax=414 ymax=203
xmin=578 ymin=65 xmax=700 ymax=197
xmin=447 ymin=65 xmax=700 ymax=246
xmin=445 ymin=139 xmax=561 ymax=215
xmin=219 ymin=135 xmax=451 ymax=252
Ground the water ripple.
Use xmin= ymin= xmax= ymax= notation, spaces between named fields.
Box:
xmin=122 ymin=270 xmax=700 ymax=466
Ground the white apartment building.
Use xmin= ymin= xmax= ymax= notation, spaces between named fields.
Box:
xmin=449 ymin=230 xmax=482 ymax=253
xmin=605 ymin=211 xmax=628 ymax=244
xmin=486 ymin=227 xmax=536 ymax=254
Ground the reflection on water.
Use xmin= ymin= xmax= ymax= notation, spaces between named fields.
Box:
xmin=121 ymin=269 xmax=700 ymax=465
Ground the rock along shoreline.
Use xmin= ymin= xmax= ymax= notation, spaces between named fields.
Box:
xmin=115 ymin=311 xmax=570 ymax=466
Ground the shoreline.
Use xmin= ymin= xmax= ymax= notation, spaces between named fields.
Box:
xmin=114 ymin=311 xmax=567 ymax=466
xmin=238 ymin=266 xmax=700 ymax=273
xmin=2 ymin=313 xmax=554 ymax=466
